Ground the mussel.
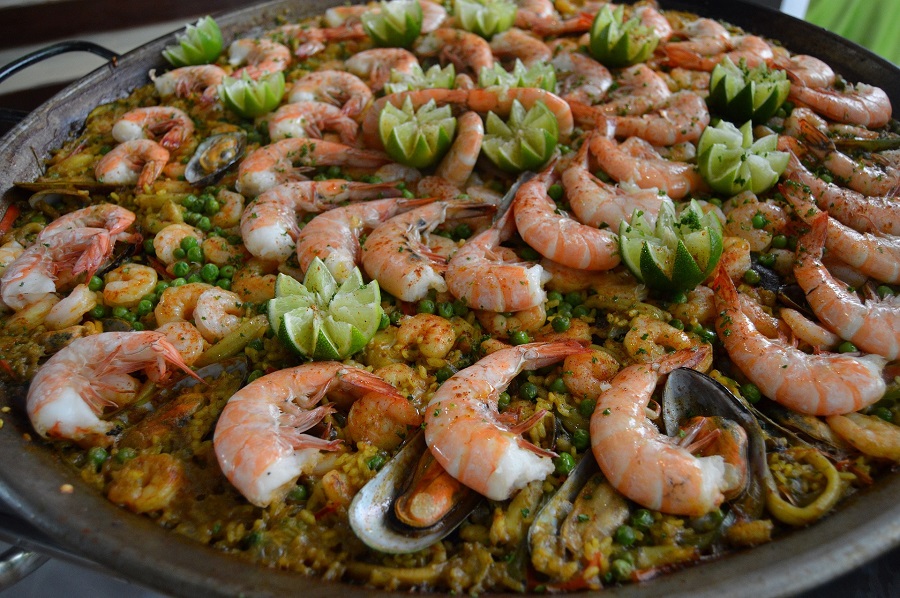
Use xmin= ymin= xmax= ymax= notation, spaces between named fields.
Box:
xmin=184 ymin=131 xmax=247 ymax=187
xmin=661 ymin=367 xmax=768 ymax=519
xmin=348 ymin=430 xmax=481 ymax=554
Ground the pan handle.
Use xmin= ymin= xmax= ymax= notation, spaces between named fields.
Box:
xmin=0 ymin=41 xmax=118 ymax=86
xmin=0 ymin=547 xmax=49 ymax=589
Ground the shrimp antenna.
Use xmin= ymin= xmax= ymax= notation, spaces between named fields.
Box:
xmin=493 ymin=170 xmax=537 ymax=227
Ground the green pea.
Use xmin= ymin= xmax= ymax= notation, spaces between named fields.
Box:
xmin=87 ymin=275 xmax=104 ymax=292
xmin=182 ymin=194 xmax=199 ymax=211
xmin=247 ymin=369 xmax=264 ymax=383
xmin=519 ymin=381 xmax=539 ymax=401
xmin=872 ymin=406 xmax=894 ymax=422
xmin=547 ymin=291 xmax=564 ymax=303
xmin=556 ymin=302 xmax=572 ymax=316
xmin=180 ymin=236 xmax=199 ymax=251
xmin=131 ymin=321 xmax=145 ymax=331
xmin=578 ymin=399 xmax=596 ymax=418
xmin=184 ymin=211 xmax=201 ymax=225
xmin=551 ymin=315 xmax=571 ymax=332
xmin=112 ymin=306 xmax=129 ymax=319
xmin=669 ymin=318 xmax=684 ymax=331
xmin=572 ymin=428 xmax=589 ymax=451
xmin=610 ymin=559 xmax=633 ymax=581
xmin=87 ymin=446 xmax=108 ymax=469
xmin=740 ymin=383 xmax=762 ymax=404
xmin=758 ymin=253 xmax=777 ymax=268
xmin=204 ymin=199 xmax=220 ymax=215
xmin=838 ymin=341 xmax=857 ymax=353
xmin=751 ymin=212 xmax=768 ymax=229
xmin=547 ymin=183 xmax=564 ymax=201
xmin=693 ymin=324 xmax=716 ymax=344
xmin=549 ymin=377 xmax=567 ymax=394
xmin=154 ymin=281 xmax=171 ymax=294
xmin=572 ymin=305 xmax=589 ymax=318
xmin=173 ymin=247 xmax=187 ymax=260
xmin=435 ymin=365 xmax=455 ymax=383
xmin=564 ymin=291 xmax=584 ymax=306
xmin=136 ymin=300 xmax=154 ymax=316
xmin=122 ymin=311 xmax=137 ymax=323
xmin=614 ymin=524 xmax=636 ymax=547
xmin=771 ymin=234 xmax=788 ymax=249
xmin=172 ymin=261 xmax=190 ymax=278
xmin=197 ymin=216 xmax=212 ymax=231
xmin=437 ymin=302 xmax=455 ymax=319
xmin=216 ymin=279 xmax=232 ymax=290
xmin=877 ymin=285 xmax=894 ymax=299
xmin=378 ymin=312 xmax=390 ymax=330
xmin=452 ymin=299 xmax=469 ymax=317
xmin=220 ymin=265 xmax=236 ymax=279
xmin=631 ymin=509 xmax=654 ymax=531
xmin=510 ymin=330 xmax=531 ymax=345
xmin=187 ymin=246 xmax=204 ymax=263
xmin=497 ymin=392 xmax=511 ymax=411
xmin=172 ymin=277 xmax=187 ymax=287
xmin=787 ymin=235 xmax=798 ymax=250
xmin=326 ymin=165 xmax=342 ymax=178
xmin=143 ymin=238 xmax=156 ymax=255
xmin=671 ymin=291 xmax=688 ymax=304
xmin=287 ymin=484 xmax=309 ymax=502
xmin=743 ymin=269 xmax=761 ymax=285
xmin=452 ymin=223 xmax=472 ymax=240
xmin=401 ymin=189 xmax=415 ymax=199
xmin=115 ymin=447 xmax=137 ymax=463
xmin=553 ymin=452 xmax=575 ymax=475
xmin=200 ymin=263 xmax=220 ymax=283
xmin=417 ymin=299 xmax=436 ymax=314
xmin=187 ymin=274 xmax=203 ymax=284
xmin=90 ymin=305 xmax=108 ymax=319
xmin=389 ymin=310 xmax=403 ymax=325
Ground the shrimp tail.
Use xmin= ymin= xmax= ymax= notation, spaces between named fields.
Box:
xmin=72 ymin=232 xmax=113 ymax=279
xmin=797 ymin=211 xmax=829 ymax=261
xmin=509 ymin=408 xmax=559 ymax=459
xmin=656 ymin=345 xmax=712 ymax=376
xmin=797 ymin=119 xmax=835 ymax=158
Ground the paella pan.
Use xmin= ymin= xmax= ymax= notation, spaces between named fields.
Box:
xmin=0 ymin=0 xmax=898 ymax=596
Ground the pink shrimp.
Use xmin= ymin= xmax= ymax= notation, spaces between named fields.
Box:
xmin=514 ymin=164 xmax=620 ymax=271
xmin=794 ymin=212 xmax=900 ymax=360
xmin=111 ymin=106 xmax=194 ymax=151
xmin=240 ymin=180 xmax=403 ymax=262
xmin=345 ymin=48 xmax=419 ymax=93
xmin=562 ymin=136 xmax=665 ymax=229
xmin=38 ymin=204 xmax=135 ymax=240
xmin=236 ymin=138 xmax=392 ymax=197
xmin=489 ymin=27 xmax=552 ymax=66
xmin=424 ymin=341 xmax=587 ymax=500
xmin=296 ymin=197 xmax=432 ymax=283
xmin=434 ymin=111 xmax=484 ymax=189
xmin=710 ymin=267 xmax=886 ymax=416
xmin=590 ymin=346 xmax=740 ymax=517
xmin=783 ymin=151 xmax=900 ymax=236
xmin=664 ymin=34 xmax=773 ymax=71
xmin=589 ymin=129 xmax=707 ymax=200
xmin=554 ymin=52 xmax=613 ymax=106
xmin=267 ymin=101 xmax=359 ymax=145
xmin=288 ymin=70 xmax=373 ymax=119
xmin=228 ymin=38 xmax=291 ymax=79
xmin=789 ymin=81 xmax=892 ymax=129
xmin=151 ymin=65 xmax=226 ymax=104
xmin=780 ymin=180 xmax=900 ymax=284
xmin=26 ymin=331 xmax=197 ymax=446
xmin=94 ymin=139 xmax=170 ymax=188
xmin=414 ymin=28 xmax=494 ymax=78
xmin=214 ymin=363 xmax=416 ymax=507
xmin=610 ymin=90 xmax=710 ymax=145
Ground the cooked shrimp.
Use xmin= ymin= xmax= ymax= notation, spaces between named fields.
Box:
xmin=611 ymin=90 xmax=710 ymax=145
xmin=236 ymin=138 xmax=392 ymax=197
xmin=563 ymin=135 xmax=664 ymax=229
xmin=288 ymin=70 xmax=373 ymax=119
xmin=789 ymin=81 xmax=891 ymax=129
xmin=476 ymin=304 xmax=546 ymax=339
xmin=396 ymin=313 xmax=458 ymax=362
xmin=106 ymin=453 xmax=185 ymax=513
xmin=826 ymin=413 xmax=900 ymax=462
xmin=434 ymin=111 xmax=483 ymax=188
xmin=779 ymin=54 xmax=835 ymax=89
xmin=664 ymin=34 xmax=773 ymax=71
xmin=240 ymin=179 xmax=402 ymax=262
xmin=414 ymin=28 xmax=494 ymax=78
xmin=589 ymin=131 xmax=707 ymax=200
xmin=44 ymin=284 xmax=97 ymax=331
xmin=794 ymin=213 xmax=899 ymax=360
xmin=598 ymin=64 xmax=671 ymax=117
xmin=514 ymin=165 xmax=620 ymax=271
xmin=623 ymin=315 xmax=700 ymax=363
xmin=213 ymin=363 xmax=408 ymax=506
xmin=446 ymin=206 xmax=548 ymax=312
xmin=783 ymin=153 xmax=899 ymax=236
xmin=0 ymin=227 xmax=111 ymax=311
xmin=94 ymin=139 xmax=170 ymax=188
xmin=268 ymin=22 xmax=365 ymax=59
xmin=111 ymin=106 xmax=194 ymax=151
xmin=722 ymin=191 xmax=789 ymax=251
xmin=633 ymin=4 xmax=674 ymax=41
xmin=780 ymin=180 xmax=900 ymax=283
xmin=591 ymin=346 xmax=737 ymax=516
xmin=155 ymin=321 xmax=208 ymax=366
xmin=152 ymin=65 xmax=226 ymax=104
xmin=345 ymin=391 xmax=423 ymax=451
xmin=39 ymin=204 xmax=136 ymax=240
xmin=211 ymin=189 xmax=245 ymax=230
xmin=710 ymin=267 xmax=886 ymax=416
xmin=561 ymin=348 xmax=619 ymax=400
xmin=297 ymin=197 xmax=431 ymax=283
xmin=490 ymin=28 xmax=552 ymax=66
xmin=153 ymin=223 xmax=204 ymax=265
xmin=362 ymin=201 xmax=487 ymax=302
xmin=345 ymin=48 xmax=419 ymax=93
xmin=193 ymin=288 xmax=243 ymax=343
xmin=103 ymin=264 xmax=158 ymax=308
xmin=780 ymin=307 xmax=840 ymax=351
xmin=554 ymin=52 xmax=613 ymax=106
xmin=424 ymin=341 xmax=587 ymax=500
xmin=26 ymin=331 xmax=195 ymax=445
xmin=0 ymin=240 xmax=23 ymax=278
xmin=668 ymin=17 xmax=730 ymax=55
xmin=267 ymin=101 xmax=358 ymax=145
xmin=154 ymin=282 xmax=213 ymax=326
xmin=418 ymin=0 xmax=448 ymax=32
xmin=228 ymin=38 xmax=291 ymax=78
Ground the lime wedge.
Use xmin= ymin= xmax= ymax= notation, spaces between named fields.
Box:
xmin=454 ymin=0 xmax=517 ymax=39
xmin=697 ymin=120 xmax=788 ymax=196
xmin=219 ymin=71 xmax=285 ymax=118
xmin=268 ymin=260 xmax=383 ymax=360
xmin=481 ymin=100 xmax=558 ymax=173
xmin=478 ymin=59 xmax=556 ymax=92
xmin=361 ymin=0 xmax=423 ymax=49
xmin=619 ymin=200 xmax=723 ymax=294
xmin=708 ymin=57 xmax=790 ymax=124
xmin=162 ymin=16 xmax=223 ymax=67
xmin=379 ymin=97 xmax=457 ymax=168
xmin=589 ymin=4 xmax=659 ymax=68
xmin=384 ymin=63 xmax=456 ymax=94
